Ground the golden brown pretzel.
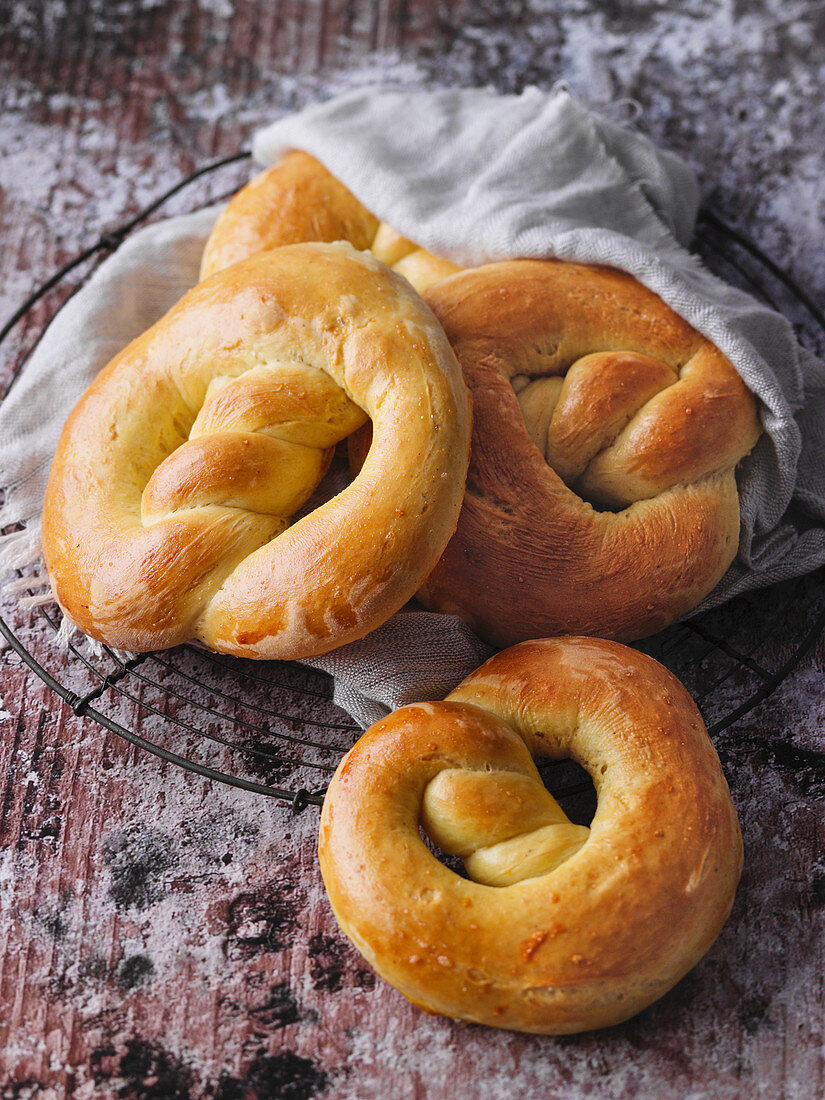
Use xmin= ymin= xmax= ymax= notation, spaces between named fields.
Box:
xmin=42 ymin=242 xmax=471 ymax=658
xmin=411 ymin=259 xmax=762 ymax=645
xmin=319 ymin=637 xmax=742 ymax=1034
xmin=200 ymin=151 xmax=461 ymax=292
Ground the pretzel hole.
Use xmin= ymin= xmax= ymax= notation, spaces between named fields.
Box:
xmin=418 ymin=827 xmax=469 ymax=880
xmin=293 ymin=449 xmax=354 ymax=522
xmin=346 ymin=420 xmax=373 ymax=480
xmin=535 ymin=757 xmax=597 ymax=828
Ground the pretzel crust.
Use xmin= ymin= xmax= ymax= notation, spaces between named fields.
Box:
xmin=319 ymin=637 xmax=742 ymax=1034
xmin=415 ymin=260 xmax=762 ymax=644
xmin=42 ymin=242 xmax=471 ymax=658
xmin=200 ymin=152 xmax=461 ymax=292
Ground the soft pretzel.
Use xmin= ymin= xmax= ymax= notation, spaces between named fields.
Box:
xmin=319 ymin=637 xmax=742 ymax=1034
xmin=42 ymin=242 xmax=471 ymax=658
xmin=200 ymin=151 xmax=461 ymax=292
xmin=409 ymin=259 xmax=762 ymax=645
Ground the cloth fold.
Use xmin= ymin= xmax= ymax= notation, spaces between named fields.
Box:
xmin=1 ymin=86 xmax=824 ymax=727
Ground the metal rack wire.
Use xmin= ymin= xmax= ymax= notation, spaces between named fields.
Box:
xmin=1 ymin=154 xmax=824 ymax=813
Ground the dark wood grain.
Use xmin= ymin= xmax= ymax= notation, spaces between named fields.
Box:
xmin=1 ymin=2 xmax=824 ymax=1097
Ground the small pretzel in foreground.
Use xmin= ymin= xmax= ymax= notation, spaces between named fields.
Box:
xmin=319 ymin=637 xmax=742 ymax=1034
xmin=200 ymin=150 xmax=461 ymax=292
xmin=42 ymin=242 xmax=471 ymax=658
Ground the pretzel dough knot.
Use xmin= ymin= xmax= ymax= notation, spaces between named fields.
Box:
xmin=416 ymin=261 xmax=763 ymax=644
xmin=42 ymin=243 xmax=471 ymax=658
xmin=513 ymin=344 xmax=749 ymax=510
xmin=320 ymin=638 xmax=743 ymax=1034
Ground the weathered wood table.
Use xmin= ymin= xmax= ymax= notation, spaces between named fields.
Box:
xmin=1 ymin=3 xmax=824 ymax=1097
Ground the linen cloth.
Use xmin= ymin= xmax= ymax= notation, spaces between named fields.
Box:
xmin=1 ymin=86 xmax=823 ymax=727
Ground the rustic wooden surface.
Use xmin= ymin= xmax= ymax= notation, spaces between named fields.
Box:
xmin=1 ymin=2 xmax=824 ymax=1097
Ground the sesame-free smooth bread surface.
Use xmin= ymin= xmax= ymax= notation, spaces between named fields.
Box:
xmin=200 ymin=151 xmax=460 ymax=292
xmin=319 ymin=637 xmax=743 ymax=1034
xmin=42 ymin=242 xmax=471 ymax=659
xmin=416 ymin=259 xmax=761 ymax=643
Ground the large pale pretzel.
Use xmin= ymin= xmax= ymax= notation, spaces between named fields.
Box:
xmin=201 ymin=151 xmax=461 ymax=292
xmin=42 ymin=243 xmax=471 ymax=658
xmin=319 ymin=637 xmax=742 ymax=1034
xmin=411 ymin=260 xmax=762 ymax=644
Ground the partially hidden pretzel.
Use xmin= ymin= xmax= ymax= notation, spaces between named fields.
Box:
xmin=409 ymin=259 xmax=762 ymax=645
xmin=201 ymin=151 xmax=461 ymax=292
xmin=42 ymin=242 xmax=471 ymax=658
xmin=319 ymin=637 xmax=742 ymax=1034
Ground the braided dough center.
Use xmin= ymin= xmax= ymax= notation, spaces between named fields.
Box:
xmin=512 ymin=350 xmax=683 ymax=508
xmin=423 ymin=762 xmax=589 ymax=888
xmin=141 ymin=361 xmax=365 ymax=526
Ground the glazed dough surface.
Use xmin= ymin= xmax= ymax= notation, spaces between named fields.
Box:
xmin=42 ymin=243 xmax=471 ymax=658
xmin=417 ymin=259 xmax=762 ymax=644
xmin=320 ymin=637 xmax=743 ymax=1034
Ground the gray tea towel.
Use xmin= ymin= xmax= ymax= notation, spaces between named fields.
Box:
xmin=1 ymin=86 xmax=823 ymax=728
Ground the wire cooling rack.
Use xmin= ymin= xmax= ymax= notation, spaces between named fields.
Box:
xmin=1 ymin=154 xmax=824 ymax=814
